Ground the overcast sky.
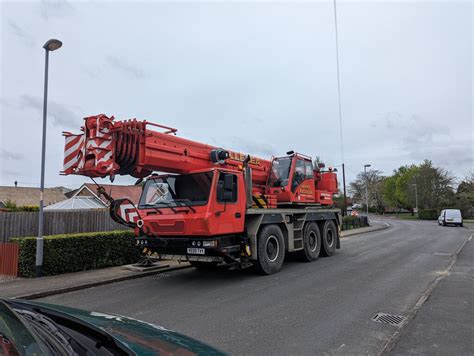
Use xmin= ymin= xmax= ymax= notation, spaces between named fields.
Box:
xmin=1 ymin=0 xmax=472 ymax=190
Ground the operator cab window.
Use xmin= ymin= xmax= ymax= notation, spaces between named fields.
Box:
xmin=304 ymin=160 xmax=314 ymax=179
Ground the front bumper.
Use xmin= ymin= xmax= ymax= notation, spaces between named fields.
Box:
xmin=136 ymin=235 xmax=244 ymax=264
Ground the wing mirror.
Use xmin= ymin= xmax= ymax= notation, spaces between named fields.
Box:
xmin=224 ymin=174 xmax=234 ymax=191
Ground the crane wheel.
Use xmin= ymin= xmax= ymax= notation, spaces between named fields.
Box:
xmin=320 ymin=220 xmax=337 ymax=257
xmin=299 ymin=222 xmax=321 ymax=262
xmin=253 ymin=224 xmax=285 ymax=275
xmin=189 ymin=261 xmax=219 ymax=270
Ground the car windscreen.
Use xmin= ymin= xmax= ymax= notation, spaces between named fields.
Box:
xmin=4 ymin=300 xmax=131 ymax=356
xmin=0 ymin=301 xmax=49 ymax=356
xmin=139 ymin=171 xmax=213 ymax=208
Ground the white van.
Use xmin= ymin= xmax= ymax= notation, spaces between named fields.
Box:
xmin=438 ymin=209 xmax=463 ymax=227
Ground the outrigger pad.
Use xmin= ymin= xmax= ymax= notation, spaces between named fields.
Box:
xmin=110 ymin=198 xmax=141 ymax=228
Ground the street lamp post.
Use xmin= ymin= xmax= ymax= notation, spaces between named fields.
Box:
xmin=412 ymin=183 xmax=418 ymax=214
xmin=36 ymin=39 xmax=62 ymax=277
xmin=364 ymin=164 xmax=371 ymax=217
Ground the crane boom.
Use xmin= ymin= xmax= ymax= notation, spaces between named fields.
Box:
xmin=62 ymin=114 xmax=271 ymax=185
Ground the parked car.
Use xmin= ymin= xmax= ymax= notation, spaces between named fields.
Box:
xmin=438 ymin=209 xmax=463 ymax=227
xmin=0 ymin=299 xmax=225 ymax=355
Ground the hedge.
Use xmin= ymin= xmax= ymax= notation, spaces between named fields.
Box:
xmin=418 ymin=209 xmax=438 ymax=220
xmin=10 ymin=231 xmax=140 ymax=278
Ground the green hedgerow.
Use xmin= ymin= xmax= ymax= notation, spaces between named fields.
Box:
xmin=418 ymin=209 xmax=438 ymax=220
xmin=10 ymin=231 xmax=140 ymax=278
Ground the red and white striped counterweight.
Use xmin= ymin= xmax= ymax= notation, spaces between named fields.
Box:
xmin=62 ymin=114 xmax=117 ymax=177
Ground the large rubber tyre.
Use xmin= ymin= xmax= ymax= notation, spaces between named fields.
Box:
xmin=299 ymin=222 xmax=321 ymax=262
xmin=320 ymin=220 xmax=337 ymax=257
xmin=189 ymin=261 xmax=219 ymax=270
xmin=253 ymin=225 xmax=285 ymax=275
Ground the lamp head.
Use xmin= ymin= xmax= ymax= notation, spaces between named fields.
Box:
xmin=43 ymin=39 xmax=62 ymax=51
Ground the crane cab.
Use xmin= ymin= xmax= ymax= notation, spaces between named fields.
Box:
xmin=266 ymin=153 xmax=337 ymax=206
xmin=136 ymin=168 xmax=246 ymax=237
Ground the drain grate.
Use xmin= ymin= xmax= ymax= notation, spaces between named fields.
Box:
xmin=372 ymin=312 xmax=405 ymax=326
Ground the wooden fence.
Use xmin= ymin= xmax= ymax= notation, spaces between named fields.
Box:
xmin=0 ymin=243 xmax=19 ymax=276
xmin=0 ymin=210 xmax=130 ymax=242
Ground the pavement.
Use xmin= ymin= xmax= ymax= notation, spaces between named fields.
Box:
xmin=341 ymin=218 xmax=390 ymax=237
xmin=31 ymin=218 xmax=471 ymax=355
xmin=0 ymin=260 xmax=190 ymax=299
xmin=0 ymin=221 xmax=389 ymax=300
xmin=388 ymin=231 xmax=473 ymax=355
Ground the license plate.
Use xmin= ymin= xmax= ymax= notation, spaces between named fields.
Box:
xmin=187 ymin=247 xmax=205 ymax=255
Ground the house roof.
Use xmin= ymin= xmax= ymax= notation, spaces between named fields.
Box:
xmin=77 ymin=183 xmax=142 ymax=205
xmin=44 ymin=196 xmax=106 ymax=211
xmin=0 ymin=186 xmax=67 ymax=207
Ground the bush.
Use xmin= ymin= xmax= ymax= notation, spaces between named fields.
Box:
xmin=2 ymin=199 xmax=39 ymax=212
xmin=19 ymin=205 xmax=40 ymax=212
xmin=10 ymin=231 xmax=140 ymax=278
xmin=418 ymin=209 xmax=438 ymax=220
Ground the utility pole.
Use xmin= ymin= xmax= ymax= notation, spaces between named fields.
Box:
xmin=364 ymin=164 xmax=371 ymax=217
xmin=333 ymin=0 xmax=347 ymax=217
xmin=413 ymin=183 xmax=418 ymax=214
xmin=37 ymin=38 xmax=62 ymax=277
xmin=342 ymin=163 xmax=347 ymax=216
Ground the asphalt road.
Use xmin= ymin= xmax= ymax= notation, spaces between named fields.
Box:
xmin=40 ymin=218 xmax=471 ymax=355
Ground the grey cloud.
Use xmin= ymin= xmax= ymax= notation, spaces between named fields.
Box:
xmin=408 ymin=141 xmax=473 ymax=177
xmin=378 ymin=112 xmax=472 ymax=173
xmin=8 ymin=21 xmax=35 ymax=47
xmin=1 ymin=169 xmax=21 ymax=177
xmin=0 ymin=97 xmax=15 ymax=108
xmin=375 ymin=112 xmax=449 ymax=151
xmin=40 ymin=0 xmax=75 ymax=20
xmin=83 ymin=66 xmax=102 ymax=79
xmin=0 ymin=148 xmax=23 ymax=160
xmin=19 ymin=95 xmax=78 ymax=128
xmin=106 ymin=55 xmax=144 ymax=79
xmin=400 ymin=115 xmax=448 ymax=149
xmin=383 ymin=112 xmax=403 ymax=129
xmin=229 ymin=137 xmax=276 ymax=157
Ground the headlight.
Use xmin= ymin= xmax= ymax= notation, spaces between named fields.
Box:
xmin=203 ymin=240 xmax=217 ymax=247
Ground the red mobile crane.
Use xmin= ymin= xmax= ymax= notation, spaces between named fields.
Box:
xmin=63 ymin=114 xmax=341 ymax=274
